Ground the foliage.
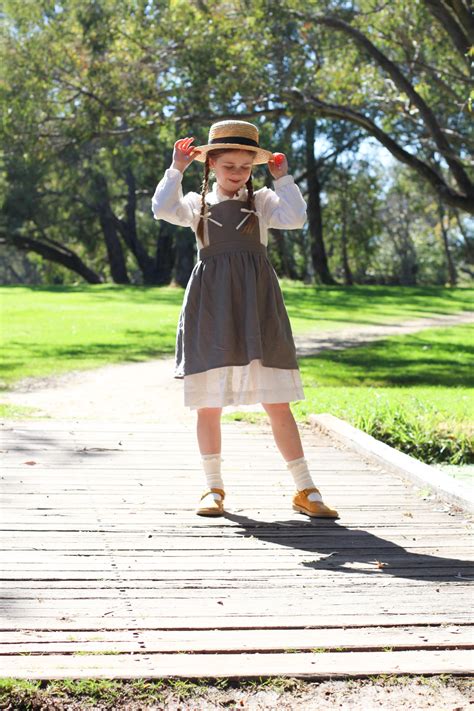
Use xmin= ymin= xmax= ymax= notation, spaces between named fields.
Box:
xmin=1 ymin=0 xmax=472 ymax=285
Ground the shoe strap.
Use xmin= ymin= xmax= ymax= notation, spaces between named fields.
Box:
xmin=200 ymin=488 xmax=225 ymax=501
xmin=299 ymin=487 xmax=321 ymax=496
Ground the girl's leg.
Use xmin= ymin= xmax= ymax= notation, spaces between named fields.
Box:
xmin=261 ymin=402 xmax=303 ymax=461
xmin=196 ymin=406 xmax=222 ymax=455
xmin=261 ymin=402 xmax=322 ymax=500
xmin=196 ymin=407 xmax=225 ymax=496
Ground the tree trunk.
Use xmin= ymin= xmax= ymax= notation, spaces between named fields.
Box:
xmin=269 ymin=229 xmax=298 ymax=279
xmin=454 ymin=209 xmax=474 ymax=263
xmin=154 ymin=227 xmax=176 ymax=285
xmin=397 ymin=218 xmax=418 ymax=286
xmin=305 ymin=118 xmax=337 ymax=284
xmin=93 ymin=173 xmax=130 ymax=284
xmin=341 ymin=217 xmax=354 ymax=286
xmin=174 ymin=233 xmax=196 ymax=288
xmin=118 ymin=164 xmax=157 ymax=283
xmin=340 ymin=183 xmax=354 ymax=285
xmin=2 ymin=233 xmax=103 ymax=283
xmin=438 ymin=203 xmax=457 ymax=286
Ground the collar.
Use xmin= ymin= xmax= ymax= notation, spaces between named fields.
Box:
xmin=206 ymin=181 xmax=247 ymax=204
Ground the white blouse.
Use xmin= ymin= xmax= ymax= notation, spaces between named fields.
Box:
xmin=151 ymin=167 xmax=307 ymax=249
xmin=150 ymin=167 xmax=307 ymax=410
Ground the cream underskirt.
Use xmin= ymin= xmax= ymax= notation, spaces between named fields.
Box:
xmin=183 ymin=358 xmax=305 ymax=410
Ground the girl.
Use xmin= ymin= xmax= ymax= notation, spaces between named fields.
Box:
xmin=151 ymin=119 xmax=338 ymax=520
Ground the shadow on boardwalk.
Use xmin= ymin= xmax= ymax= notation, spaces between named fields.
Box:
xmin=224 ymin=512 xmax=474 ymax=583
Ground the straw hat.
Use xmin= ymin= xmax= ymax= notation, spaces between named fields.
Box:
xmin=194 ymin=120 xmax=274 ymax=164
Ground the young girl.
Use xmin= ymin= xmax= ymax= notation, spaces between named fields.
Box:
xmin=151 ymin=119 xmax=338 ymax=520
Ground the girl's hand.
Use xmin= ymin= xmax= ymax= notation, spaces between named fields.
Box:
xmin=268 ymin=152 xmax=288 ymax=179
xmin=171 ymin=137 xmax=201 ymax=173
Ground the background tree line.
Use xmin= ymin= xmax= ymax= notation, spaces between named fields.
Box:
xmin=1 ymin=0 xmax=472 ymax=287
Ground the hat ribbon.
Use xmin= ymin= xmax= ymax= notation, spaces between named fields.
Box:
xmin=210 ymin=136 xmax=259 ymax=148
xmin=193 ymin=208 xmax=223 ymax=227
xmin=236 ymin=207 xmax=261 ymax=230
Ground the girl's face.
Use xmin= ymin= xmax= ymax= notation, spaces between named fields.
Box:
xmin=209 ymin=150 xmax=254 ymax=196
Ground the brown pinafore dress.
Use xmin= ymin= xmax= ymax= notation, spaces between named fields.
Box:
xmin=174 ymin=199 xmax=302 ymax=404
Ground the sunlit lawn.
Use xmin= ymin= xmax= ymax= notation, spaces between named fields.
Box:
xmin=1 ymin=283 xmax=472 ymax=387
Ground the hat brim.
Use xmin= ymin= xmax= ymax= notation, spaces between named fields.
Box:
xmin=194 ymin=143 xmax=274 ymax=165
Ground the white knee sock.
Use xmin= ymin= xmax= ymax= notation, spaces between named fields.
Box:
xmin=286 ymin=456 xmax=323 ymax=502
xmin=201 ymin=453 xmax=224 ymax=499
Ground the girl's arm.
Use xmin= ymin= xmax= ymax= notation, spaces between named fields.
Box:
xmin=151 ymin=168 xmax=200 ymax=227
xmin=151 ymin=138 xmax=202 ymax=228
xmin=259 ymin=154 xmax=307 ymax=229
xmin=260 ymin=176 xmax=307 ymax=230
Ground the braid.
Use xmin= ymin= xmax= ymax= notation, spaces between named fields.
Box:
xmin=241 ymin=174 xmax=258 ymax=234
xmin=197 ymin=155 xmax=210 ymax=243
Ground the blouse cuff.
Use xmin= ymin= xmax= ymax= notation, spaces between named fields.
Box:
xmin=164 ymin=166 xmax=184 ymax=180
xmin=273 ymin=174 xmax=295 ymax=189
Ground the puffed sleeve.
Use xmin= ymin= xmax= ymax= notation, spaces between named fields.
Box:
xmin=151 ymin=167 xmax=201 ymax=229
xmin=258 ymin=175 xmax=307 ymax=230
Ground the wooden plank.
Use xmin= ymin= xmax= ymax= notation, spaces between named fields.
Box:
xmin=2 ymin=535 xmax=472 ymax=550
xmin=0 ymin=521 xmax=468 ymax=533
xmin=1 ymin=614 xmax=472 ymax=632
xmin=0 ymin=625 xmax=471 ymax=654
xmin=1 ymin=527 xmax=470 ymax=544
xmin=15 ymin=514 xmax=467 ymax=523
xmin=7 ymin=541 xmax=465 ymax=553
xmin=1 ymin=504 xmax=465 ymax=516
xmin=1 ymin=574 xmax=471 ymax=591
xmin=1 ymin=601 xmax=471 ymax=622
xmin=2 ymin=568 xmax=472 ymax=588
xmin=1 ymin=556 xmax=472 ymax=571
xmin=2 ymin=583 xmax=471 ymax=603
xmin=0 ymin=649 xmax=472 ymax=679
xmin=1 ymin=557 xmax=472 ymax=575
xmin=2 ymin=559 xmax=472 ymax=574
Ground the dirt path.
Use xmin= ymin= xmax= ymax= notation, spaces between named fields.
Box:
xmin=3 ymin=676 xmax=473 ymax=710
xmin=2 ymin=311 xmax=472 ymax=423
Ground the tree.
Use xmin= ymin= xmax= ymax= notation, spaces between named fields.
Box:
xmin=324 ymin=161 xmax=382 ymax=284
xmin=273 ymin=0 xmax=473 ymax=213
xmin=1 ymin=0 xmax=189 ymax=284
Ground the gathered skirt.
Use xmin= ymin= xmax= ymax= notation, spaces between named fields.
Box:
xmin=174 ymin=243 xmax=305 ymax=409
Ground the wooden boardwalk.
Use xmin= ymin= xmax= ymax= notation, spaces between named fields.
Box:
xmin=1 ymin=419 xmax=473 ymax=679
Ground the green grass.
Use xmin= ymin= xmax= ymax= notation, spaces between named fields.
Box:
xmin=0 ymin=284 xmax=181 ymax=388
xmin=1 ymin=283 xmax=472 ymax=388
xmin=0 ymin=676 xmax=291 ymax=709
xmin=280 ymin=280 xmax=473 ymax=333
xmin=291 ymin=324 xmax=473 ymax=464
xmin=0 ymin=675 xmax=471 ymax=709
xmin=226 ymin=324 xmax=473 ymax=464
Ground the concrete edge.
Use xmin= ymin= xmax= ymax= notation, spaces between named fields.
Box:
xmin=309 ymin=413 xmax=474 ymax=514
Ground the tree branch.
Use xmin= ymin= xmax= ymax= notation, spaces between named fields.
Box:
xmin=423 ymin=0 xmax=472 ymax=59
xmin=2 ymin=232 xmax=103 ymax=283
xmin=290 ymin=10 xmax=474 ymax=199
xmin=289 ymin=88 xmax=474 ymax=213
xmin=444 ymin=0 xmax=474 ymax=38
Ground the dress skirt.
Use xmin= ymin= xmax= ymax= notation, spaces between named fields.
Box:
xmin=173 ymin=199 xmax=305 ymax=410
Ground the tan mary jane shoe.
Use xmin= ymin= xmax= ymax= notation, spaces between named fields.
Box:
xmin=292 ymin=487 xmax=339 ymax=519
xmin=196 ymin=487 xmax=225 ymax=516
